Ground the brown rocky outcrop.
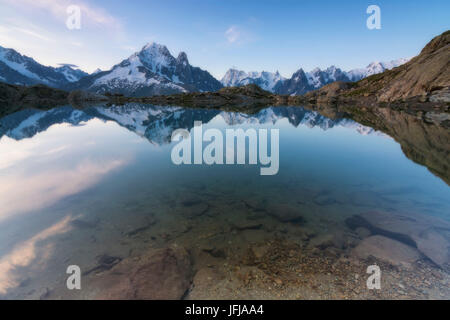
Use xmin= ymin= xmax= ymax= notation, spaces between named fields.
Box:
xmin=301 ymin=31 xmax=450 ymax=105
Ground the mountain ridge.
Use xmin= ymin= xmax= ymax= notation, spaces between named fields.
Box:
xmin=67 ymin=42 xmax=223 ymax=97
xmin=0 ymin=45 xmax=88 ymax=87
xmin=1 ymin=42 xmax=411 ymax=98
xmin=221 ymin=58 xmax=410 ymax=96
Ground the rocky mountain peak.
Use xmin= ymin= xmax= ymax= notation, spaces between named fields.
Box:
xmin=292 ymin=68 xmax=307 ymax=80
xmin=141 ymin=42 xmax=171 ymax=55
xmin=177 ymin=52 xmax=189 ymax=66
xmin=221 ymin=69 xmax=285 ymax=92
xmin=66 ymin=42 xmax=222 ymax=96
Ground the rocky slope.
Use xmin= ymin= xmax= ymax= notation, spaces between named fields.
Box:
xmin=302 ymin=31 xmax=450 ymax=104
xmin=0 ymin=83 xmax=69 ymax=116
xmin=0 ymin=82 xmax=108 ymax=116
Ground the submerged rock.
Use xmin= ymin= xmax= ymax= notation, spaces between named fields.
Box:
xmin=346 ymin=211 xmax=450 ymax=269
xmin=267 ymin=204 xmax=305 ymax=224
xmin=201 ymin=245 xmax=227 ymax=258
xmin=70 ymin=218 xmax=99 ymax=229
xmin=83 ymin=254 xmax=122 ymax=276
xmin=243 ymin=199 xmax=267 ymax=212
xmin=123 ymin=217 xmax=157 ymax=237
xmin=180 ymin=196 xmax=203 ymax=207
xmin=93 ymin=246 xmax=193 ymax=300
xmin=232 ymin=220 xmax=263 ymax=231
xmin=251 ymin=245 xmax=270 ymax=260
xmin=183 ymin=203 xmax=210 ymax=218
xmin=309 ymin=232 xmax=348 ymax=250
xmin=355 ymin=227 xmax=371 ymax=239
xmin=352 ymin=235 xmax=422 ymax=269
xmin=313 ymin=194 xmax=338 ymax=206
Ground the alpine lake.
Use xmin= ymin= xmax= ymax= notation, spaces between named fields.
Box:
xmin=0 ymin=103 xmax=449 ymax=300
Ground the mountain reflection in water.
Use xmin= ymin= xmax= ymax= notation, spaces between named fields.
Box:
xmin=0 ymin=104 xmax=449 ymax=300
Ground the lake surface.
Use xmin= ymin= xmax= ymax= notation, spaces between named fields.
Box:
xmin=0 ymin=104 xmax=449 ymax=299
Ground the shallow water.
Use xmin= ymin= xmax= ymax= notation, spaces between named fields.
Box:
xmin=0 ymin=104 xmax=449 ymax=299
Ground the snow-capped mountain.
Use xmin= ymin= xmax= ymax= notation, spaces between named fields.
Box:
xmin=69 ymin=43 xmax=223 ymax=97
xmin=221 ymin=69 xmax=286 ymax=92
xmin=308 ymin=66 xmax=351 ymax=89
xmin=346 ymin=58 xmax=411 ymax=81
xmin=0 ymin=45 xmax=88 ymax=87
xmin=273 ymin=68 xmax=312 ymax=95
xmin=224 ymin=58 xmax=410 ymax=96
xmin=55 ymin=64 xmax=88 ymax=82
xmin=91 ymin=68 xmax=102 ymax=75
xmin=275 ymin=65 xmax=353 ymax=95
xmin=0 ymin=41 xmax=411 ymax=98
xmin=275 ymin=59 xmax=410 ymax=95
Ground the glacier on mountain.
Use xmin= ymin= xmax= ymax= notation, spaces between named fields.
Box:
xmin=70 ymin=42 xmax=222 ymax=97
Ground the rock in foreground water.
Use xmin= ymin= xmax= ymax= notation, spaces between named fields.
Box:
xmin=351 ymin=235 xmax=422 ymax=269
xmin=94 ymin=246 xmax=192 ymax=300
xmin=346 ymin=211 xmax=450 ymax=269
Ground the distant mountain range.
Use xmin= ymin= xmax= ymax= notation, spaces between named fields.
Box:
xmin=0 ymin=43 xmax=409 ymax=97
xmin=221 ymin=70 xmax=286 ymax=92
xmin=221 ymin=59 xmax=410 ymax=95
xmin=0 ymin=105 xmax=379 ymax=145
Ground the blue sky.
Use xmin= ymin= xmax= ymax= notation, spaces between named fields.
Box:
xmin=0 ymin=0 xmax=448 ymax=78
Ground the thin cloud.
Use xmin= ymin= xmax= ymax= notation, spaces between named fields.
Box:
xmin=69 ymin=41 xmax=83 ymax=47
xmin=3 ymin=0 xmax=123 ymax=33
xmin=224 ymin=25 xmax=256 ymax=46
xmin=225 ymin=26 xmax=241 ymax=44
xmin=57 ymin=63 xmax=80 ymax=68
xmin=120 ymin=45 xmax=138 ymax=52
xmin=0 ymin=216 xmax=73 ymax=294
xmin=12 ymin=26 xmax=52 ymax=42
